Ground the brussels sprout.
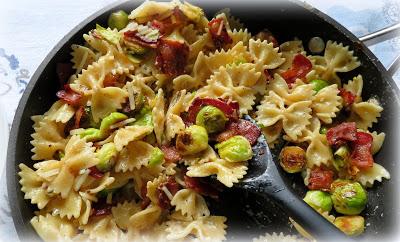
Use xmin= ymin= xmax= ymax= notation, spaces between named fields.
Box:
xmin=96 ymin=24 xmax=121 ymax=45
xmin=133 ymin=107 xmax=153 ymax=127
xmin=96 ymin=143 xmax=117 ymax=172
xmin=331 ymin=179 xmax=367 ymax=215
xmin=279 ymin=146 xmax=306 ymax=173
xmin=81 ymin=112 xmax=128 ymax=141
xmin=319 ymin=126 xmax=328 ymax=134
xmin=195 ymin=105 xmax=228 ymax=133
xmin=126 ymin=42 xmax=148 ymax=55
xmin=333 ymin=145 xmax=350 ymax=171
xmin=176 ymin=125 xmax=209 ymax=155
xmin=310 ymin=79 xmax=329 ymax=93
xmin=303 ymin=190 xmax=333 ymax=212
xmin=334 ymin=216 xmax=365 ymax=236
xmin=215 ymin=135 xmax=253 ymax=162
xmin=108 ymin=10 xmax=129 ymax=31
xmin=148 ymin=147 xmax=165 ymax=166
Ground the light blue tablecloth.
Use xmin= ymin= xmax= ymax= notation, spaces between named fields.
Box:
xmin=0 ymin=0 xmax=399 ymax=241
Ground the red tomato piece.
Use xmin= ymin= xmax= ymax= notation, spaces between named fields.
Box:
xmin=350 ymin=132 xmax=374 ymax=170
xmin=307 ymin=166 xmax=335 ymax=191
xmin=56 ymin=84 xmax=82 ymax=106
xmin=326 ymin=122 xmax=357 ymax=147
xmin=280 ymin=54 xmax=312 ymax=86
xmin=208 ymin=18 xmax=233 ymax=49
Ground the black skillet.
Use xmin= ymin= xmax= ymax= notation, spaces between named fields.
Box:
xmin=6 ymin=0 xmax=400 ymax=241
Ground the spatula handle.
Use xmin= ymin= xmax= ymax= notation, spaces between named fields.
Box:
xmin=263 ymin=187 xmax=353 ymax=242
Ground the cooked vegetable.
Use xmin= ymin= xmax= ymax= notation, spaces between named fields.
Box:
xmin=81 ymin=112 xmax=128 ymax=141
xmin=195 ymin=105 xmax=228 ymax=134
xmin=308 ymin=37 xmax=325 ymax=54
xmin=96 ymin=24 xmax=121 ymax=45
xmin=176 ymin=125 xmax=208 ymax=155
xmin=331 ymin=179 xmax=367 ymax=215
xmin=279 ymin=146 xmax=306 ymax=173
xmin=108 ymin=10 xmax=129 ymax=31
xmin=80 ymin=106 xmax=99 ymax=129
xmin=310 ymin=79 xmax=329 ymax=93
xmin=334 ymin=216 xmax=365 ymax=236
xmin=333 ymin=145 xmax=350 ymax=171
xmin=215 ymin=135 xmax=253 ymax=162
xmin=133 ymin=107 xmax=153 ymax=126
xmin=319 ymin=126 xmax=328 ymax=134
xmin=303 ymin=190 xmax=333 ymax=212
xmin=96 ymin=143 xmax=117 ymax=172
xmin=148 ymin=147 xmax=165 ymax=166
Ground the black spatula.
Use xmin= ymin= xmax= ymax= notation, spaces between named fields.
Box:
xmin=235 ymin=115 xmax=353 ymax=241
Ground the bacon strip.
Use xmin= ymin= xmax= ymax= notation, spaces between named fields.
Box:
xmin=88 ymin=166 xmax=104 ymax=179
xmin=307 ymin=166 xmax=334 ymax=191
xmin=157 ymin=176 xmax=181 ymax=210
xmin=151 ymin=7 xmax=187 ymax=35
xmin=56 ymin=84 xmax=82 ymax=106
xmin=350 ymin=132 xmax=374 ymax=170
xmin=184 ymin=176 xmax=219 ymax=199
xmin=280 ymin=54 xmax=312 ymax=86
xmin=326 ymin=122 xmax=357 ymax=147
xmin=187 ymin=98 xmax=239 ymax=124
xmin=208 ymin=18 xmax=232 ymax=49
xmin=339 ymin=88 xmax=356 ymax=107
xmin=161 ymin=145 xmax=181 ymax=163
xmin=155 ymin=38 xmax=189 ymax=76
xmin=124 ymin=30 xmax=158 ymax=48
xmin=74 ymin=106 xmax=85 ymax=129
xmin=215 ymin=119 xmax=261 ymax=146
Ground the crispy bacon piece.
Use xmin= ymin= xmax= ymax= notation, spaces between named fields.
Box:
xmin=326 ymin=122 xmax=357 ymax=147
xmin=103 ymin=74 xmax=120 ymax=87
xmin=151 ymin=7 xmax=187 ymax=35
xmin=215 ymin=119 xmax=261 ymax=146
xmin=280 ymin=54 xmax=312 ymax=86
xmin=157 ymin=176 xmax=181 ymax=209
xmin=161 ymin=145 xmax=181 ymax=163
xmin=91 ymin=204 xmax=112 ymax=217
xmin=73 ymin=106 xmax=85 ymax=129
xmin=56 ymin=63 xmax=74 ymax=86
xmin=89 ymin=166 xmax=104 ymax=179
xmin=56 ymin=84 xmax=82 ymax=106
xmin=124 ymin=30 xmax=159 ymax=48
xmin=307 ymin=166 xmax=335 ymax=191
xmin=140 ymin=183 xmax=151 ymax=209
xmin=208 ymin=18 xmax=233 ymax=49
xmin=339 ymin=88 xmax=356 ymax=107
xmin=187 ymin=98 xmax=239 ymax=124
xmin=155 ymin=38 xmax=189 ymax=76
xmin=184 ymin=176 xmax=219 ymax=199
xmin=350 ymin=132 xmax=374 ymax=170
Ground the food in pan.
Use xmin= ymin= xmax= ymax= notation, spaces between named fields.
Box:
xmin=18 ymin=0 xmax=390 ymax=241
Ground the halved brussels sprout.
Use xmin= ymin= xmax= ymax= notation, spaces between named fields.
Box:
xmin=310 ymin=79 xmax=329 ymax=93
xmin=108 ymin=10 xmax=129 ymax=31
xmin=215 ymin=135 xmax=253 ymax=162
xmin=195 ymin=105 xmax=228 ymax=134
xmin=331 ymin=179 xmax=367 ymax=215
xmin=176 ymin=125 xmax=208 ymax=155
xmin=303 ymin=190 xmax=333 ymax=213
xmin=334 ymin=216 xmax=365 ymax=236
xmin=279 ymin=146 xmax=306 ymax=173
xmin=96 ymin=143 xmax=117 ymax=172
xmin=148 ymin=147 xmax=164 ymax=166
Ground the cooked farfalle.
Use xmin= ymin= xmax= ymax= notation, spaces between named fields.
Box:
xmin=31 ymin=214 xmax=76 ymax=242
xmin=267 ymin=74 xmax=314 ymax=105
xmin=146 ymin=174 xmax=168 ymax=204
xmin=195 ymin=64 xmax=261 ymax=114
xmin=115 ymin=141 xmax=154 ymax=172
xmin=369 ymin=131 xmax=385 ymax=154
xmin=81 ymin=215 xmax=123 ymax=241
xmin=249 ymin=39 xmax=285 ymax=71
xmin=112 ymin=201 xmax=141 ymax=230
xmin=19 ymin=164 xmax=51 ymax=209
xmin=165 ymin=216 xmax=227 ymax=241
xmin=129 ymin=204 xmax=162 ymax=230
xmin=44 ymin=191 xmax=83 ymax=220
xmin=186 ymin=159 xmax=248 ymax=187
xmin=278 ymin=40 xmax=305 ymax=72
xmin=349 ymin=98 xmax=383 ymax=130
xmin=44 ymin=101 xmax=76 ymax=124
xmin=71 ymin=44 xmax=97 ymax=74
xmin=30 ymin=115 xmax=67 ymax=161
xmin=152 ymin=89 xmax=166 ymax=145
xmin=171 ymin=189 xmax=210 ymax=219
xmin=253 ymin=232 xmax=308 ymax=242
xmin=312 ymin=84 xmax=341 ymax=124
xmin=356 ymin=163 xmax=390 ymax=187
xmin=182 ymin=145 xmax=218 ymax=166
xmin=256 ymin=91 xmax=312 ymax=141
xmin=230 ymin=29 xmax=252 ymax=47
xmin=114 ymin=125 xmax=153 ymax=151
xmin=343 ymin=75 xmax=363 ymax=103
xmin=90 ymin=86 xmax=129 ymax=122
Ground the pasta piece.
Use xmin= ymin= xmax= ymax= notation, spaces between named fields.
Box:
xmin=152 ymin=89 xmax=166 ymax=145
xmin=129 ymin=204 xmax=162 ymax=230
xmin=146 ymin=174 xmax=168 ymax=204
xmin=30 ymin=214 xmax=76 ymax=242
xmin=44 ymin=191 xmax=82 ymax=220
xmin=165 ymin=90 xmax=194 ymax=141
xmin=253 ymin=232 xmax=308 ymax=242
xmin=111 ymin=201 xmax=141 ymax=230
xmin=182 ymin=145 xmax=218 ymax=166
xmin=186 ymin=159 xmax=248 ymax=187
xmin=83 ymin=32 xmax=112 ymax=55
xmin=128 ymin=0 xmax=175 ymax=22
xmin=30 ymin=115 xmax=67 ymax=161
xmin=278 ymin=40 xmax=305 ymax=72
xmin=90 ymin=86 xmax=128 ymax=122
xmin=369 ymin=131 xmax=385 ymax=154
xmin=195 ymin=64 xmax=261 ymax=114
xmin=343 ymin=75 xmax=363 ymax=103
xmin=81 ymin=215 xmax=123 ymax=241
xmin=125 ymin=75 xmax=156 ymax=103
xmin=19 ymin=164 xmax=51 ymax=209
xmin=261 ymin=121 xmax=283 ymax=148
xmin=267 ymin=74 xmax=314 ymax=105
xmin=78 ymin=192 xmax=92 ymax=225
xmin=165 ymin=216 xmax=227 ymax=241
xmin=256 ymin=91 xmax=312 ymax=141
xmin=114 ymin=125 xmax=153 ymax=151
xmin=71 ymin=44 xmax=97 ymax=74
xmin=312 ymin=84 xmax=341 ymax=124
xmin=34 ymin=160 xmax=63 ymax=182
xmin=229 ymin=29 xmax=251 ymax=47
xmin=80 ymin=172 xmax=115 ymax=194
xmin=349 ymin=98 xmax=383 ymax=130
xmin=115 ymin=141 xmax=155 ymax=172
xmin=249 ymin=39 xmax=285 ymax=71
xmin=356 ymin=163 xmax=390 ymax=187
xmin=47 ymin=166 xmax=75 ymax=200
xmin=44 ymin=101 xmax=76 ymax=124
xmin=171 ymin=189 xmax=210 ymax=219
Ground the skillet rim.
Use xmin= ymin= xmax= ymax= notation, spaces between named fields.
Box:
xmin=6 ymin=0 xmax=400 ymax=240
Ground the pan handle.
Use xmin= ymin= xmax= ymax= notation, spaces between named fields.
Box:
xmin=359 ymin=22 xmax=400 ymax=76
